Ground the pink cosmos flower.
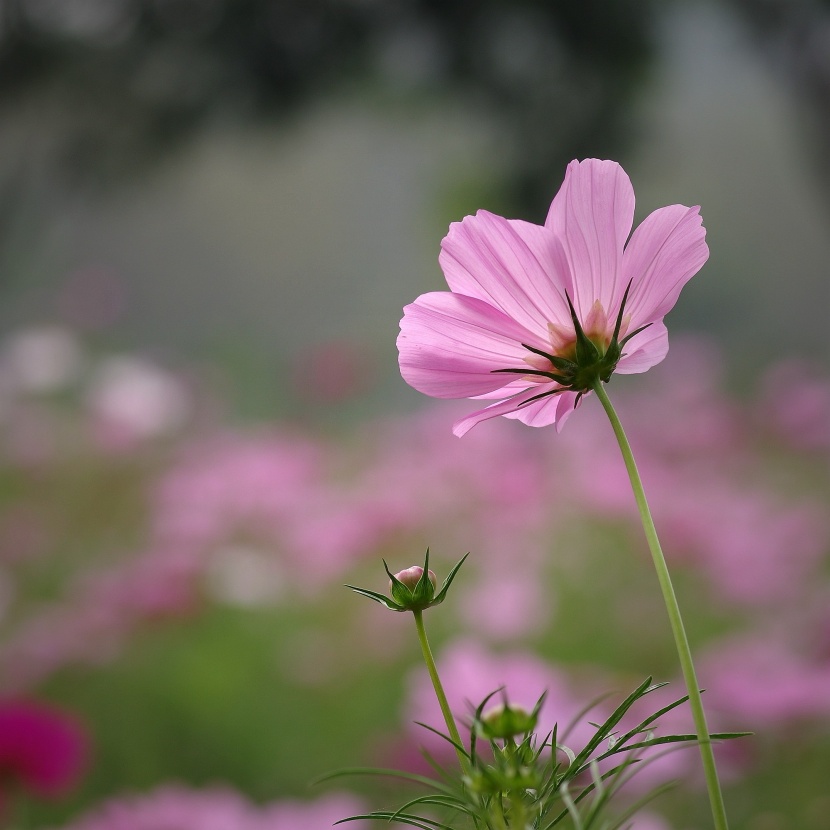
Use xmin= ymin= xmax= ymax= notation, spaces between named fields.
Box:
xmin=404 ymin=639 xmax=602 ymax=758
xmin=0 ymin=699 xmax=88 ymax=811
xmin=51 ymin=786 xmax=368 ymax=830
xmin=398 ymin=159 xmax=709 ymax=435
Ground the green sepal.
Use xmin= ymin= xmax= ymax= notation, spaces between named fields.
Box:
xmin=344 ymin=585 xmax=405 ymax=611
xmin=521 ymin=343 xmax=577 ymax=375
xmin=383 ymin=552 xmax=436 ymax=611
xmin=564 ymin=291 xmax=601 ymax=365
xmin=619 ymin=322 xmax=652 ymax=348
xmin=430 ymin=552 xmax=470 ymax=606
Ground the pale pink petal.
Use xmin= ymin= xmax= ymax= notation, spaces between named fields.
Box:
xmin=439 ymin=212 xmax=572 ymax=332
xmin=398 ymin=158 xmax=708 ymax=437
xmin=452 ymin=386 xmax=554 ymax=437
xmin=545 ymin=159 xmax=635 ymax=318
xmin=471 ymin=378 xmax=534 ymax=399
xmin=398 ymin=292 xmax=543 ymax=399
xmin=616 ymin=320 xmax=669 ymax=374
xmin=505 ymin=389 xmax=580 ymax=431
xmin=553 ymin=393 xmax=582 ymax=432
xmin=623 ymin=205 xmax=708 ymax=327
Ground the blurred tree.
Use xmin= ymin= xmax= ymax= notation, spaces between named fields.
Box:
xmin=0 ymin=0 xmax=657 ymax=216
xmin=727 ymin=0 xmax=830 ymax=205
xmin=3 ymin=1 xmax=830 ymax=213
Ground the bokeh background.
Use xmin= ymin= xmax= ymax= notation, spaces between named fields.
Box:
xmin=1 ymin=1 xmax=830 ymax=828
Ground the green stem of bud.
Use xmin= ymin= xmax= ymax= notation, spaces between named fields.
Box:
xmin=412 ymin=610 xmax=469 ymax=775
xmin=509 ymin=790 xmax=529 ymax=830
xmin=591 ymin=380 xmax=729 ymax=830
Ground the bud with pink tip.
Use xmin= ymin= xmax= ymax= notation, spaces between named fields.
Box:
xmin=390 ymin=566 xmax=436 ymax=593
xmin=347 ymin=548 xmax=468 ymax=613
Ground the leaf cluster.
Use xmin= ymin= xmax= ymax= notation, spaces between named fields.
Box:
xmin=326 ymin=677 xmax=748 ymax=829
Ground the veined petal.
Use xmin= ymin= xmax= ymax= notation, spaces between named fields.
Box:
xmin=545 ymin=159 xmax=635 ymax=318
xmin=398 ymin=292 xmax=544 ymax=399
xmin=452 ymin=385 xmax=553 ymax=437
xmin=623 ymin=205 xmax=708 ymax=327
xmin=616 ymin=320 xmax=669 ymax=374
xmin=439 ymin=211 xmax=573 ymax=333
xmin=471 ymin=378 xmax=535 ymax=399
xmin=504 ymin=389 xmax=580 ymax=431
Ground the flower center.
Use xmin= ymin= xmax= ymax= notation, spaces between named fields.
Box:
xmin=490 ymin=284 xmax=649 ymax=403
xmin=522 ymin=300 xmax=629 ymax=383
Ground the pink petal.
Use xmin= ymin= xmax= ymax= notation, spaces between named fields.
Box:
xmin=439 ymin=212 xmax=572 ymax=333
xmin=623 ymin=205 xmax=708 ymax=327
xmin=545 ymin=159 xmax=635 ymax=318
xmin=398 ymin=292 xmax=543 ymax=399
xmin=471 ymin=378 xmax=534 ymax=399
xmin=505 ymin=389 xmax=581 ymax=431
xmin=616 ymin=320 xmax=669 ymax=374
xmin=452 ymin=386 xmax=555 ymax=437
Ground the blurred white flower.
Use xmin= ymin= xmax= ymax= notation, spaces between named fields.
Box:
xmin=86 ymin=356 xmax=189 ymax=443
xmin=206 ymin=544 xmax=285 ymax=607
xmin=3 ymin=326 xmax=84 ymax=394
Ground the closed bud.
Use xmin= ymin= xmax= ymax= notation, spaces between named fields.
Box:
xmin=388 ymin=565 xmax=437 ymax=610
xmin=478 ymin=702 xmax=537 ymax=740
xmin=390 ymin=566 xmax=436 ymax=592
xmin=347 ymin=549 xmax=468 ymax=613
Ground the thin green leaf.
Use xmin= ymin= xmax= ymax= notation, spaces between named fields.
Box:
xmin=313 ymin=767 xmax=455 ymax=797
xmin=605 ymin=782 xmax=676 ymax=830
xmin=540 ymin=761 xmax=632 ymax=829
xmin=601 ymin=692 xmax=690 ymax=756
xmin=336 ymin=811 xmax=456 ymax=830
xmin=559 ymin=779 xmax=584 ymax=830
xmin=567 ymin=678 xmax=655 ymax=773
xmin=390 ymin=795 xmax=474 ymax=823
xmin=469 ymin=686 xmax=503 ymax=761
xmin=560 ymin=691 xmax=617 ymax=742
xmin=413 ymin=721 xmax=471 ymax=759
xmin=601 ymin=731 xmax=751 ymax=756
xmin=418 ymin=747 xmax=461 ymax=788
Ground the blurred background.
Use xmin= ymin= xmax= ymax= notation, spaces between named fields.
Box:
xmin=1 ymin=0 xmax=830 ymax=828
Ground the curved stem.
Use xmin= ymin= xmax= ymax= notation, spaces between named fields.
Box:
xmin=592 ymin=381 xmax=729 ymax=830
xmin=412 ymin=609 xmax=469 ymax=773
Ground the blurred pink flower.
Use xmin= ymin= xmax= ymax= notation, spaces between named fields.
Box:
xmin=405 ymin=639 xmax=602 ymax=757
xmin=52 ymin=786 xmax=367 ymax=830
xmin=398 ymin=158 xmax=708 ymax=435
xmin=457 ymin=569 xmax=550 ymax=641
xmin=703 ymin=635 xmax=830 ymax=728
xmin=0 ymin=699 xmax=88 ymax=809
xmin=759 ymin=360 xmax=830 ymax=451
xmin=629 ymin=813 xmax=673 ymax=830
xmin=292 ymin=340 xmax=373 ymax=404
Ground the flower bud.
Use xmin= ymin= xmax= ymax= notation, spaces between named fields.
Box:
xmin=478 ymin=702 xmax=537 ymax=740
xmin=388 ymin=565 xmax=437 ymax=611
xmin=390 ymin=566 xmax=436 ymax=593
xmin=347 ymin=549 xmax=468 ymax=613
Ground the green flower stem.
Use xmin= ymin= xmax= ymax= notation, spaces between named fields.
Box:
xmin=412 ymin=609 xmax=469 ymax=774
xmin=592 ymin=381 xmax=729 ymax=830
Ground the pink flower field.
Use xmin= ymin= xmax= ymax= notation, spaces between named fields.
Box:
xmin=0 ymin=319 xmax=829 ymax=828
